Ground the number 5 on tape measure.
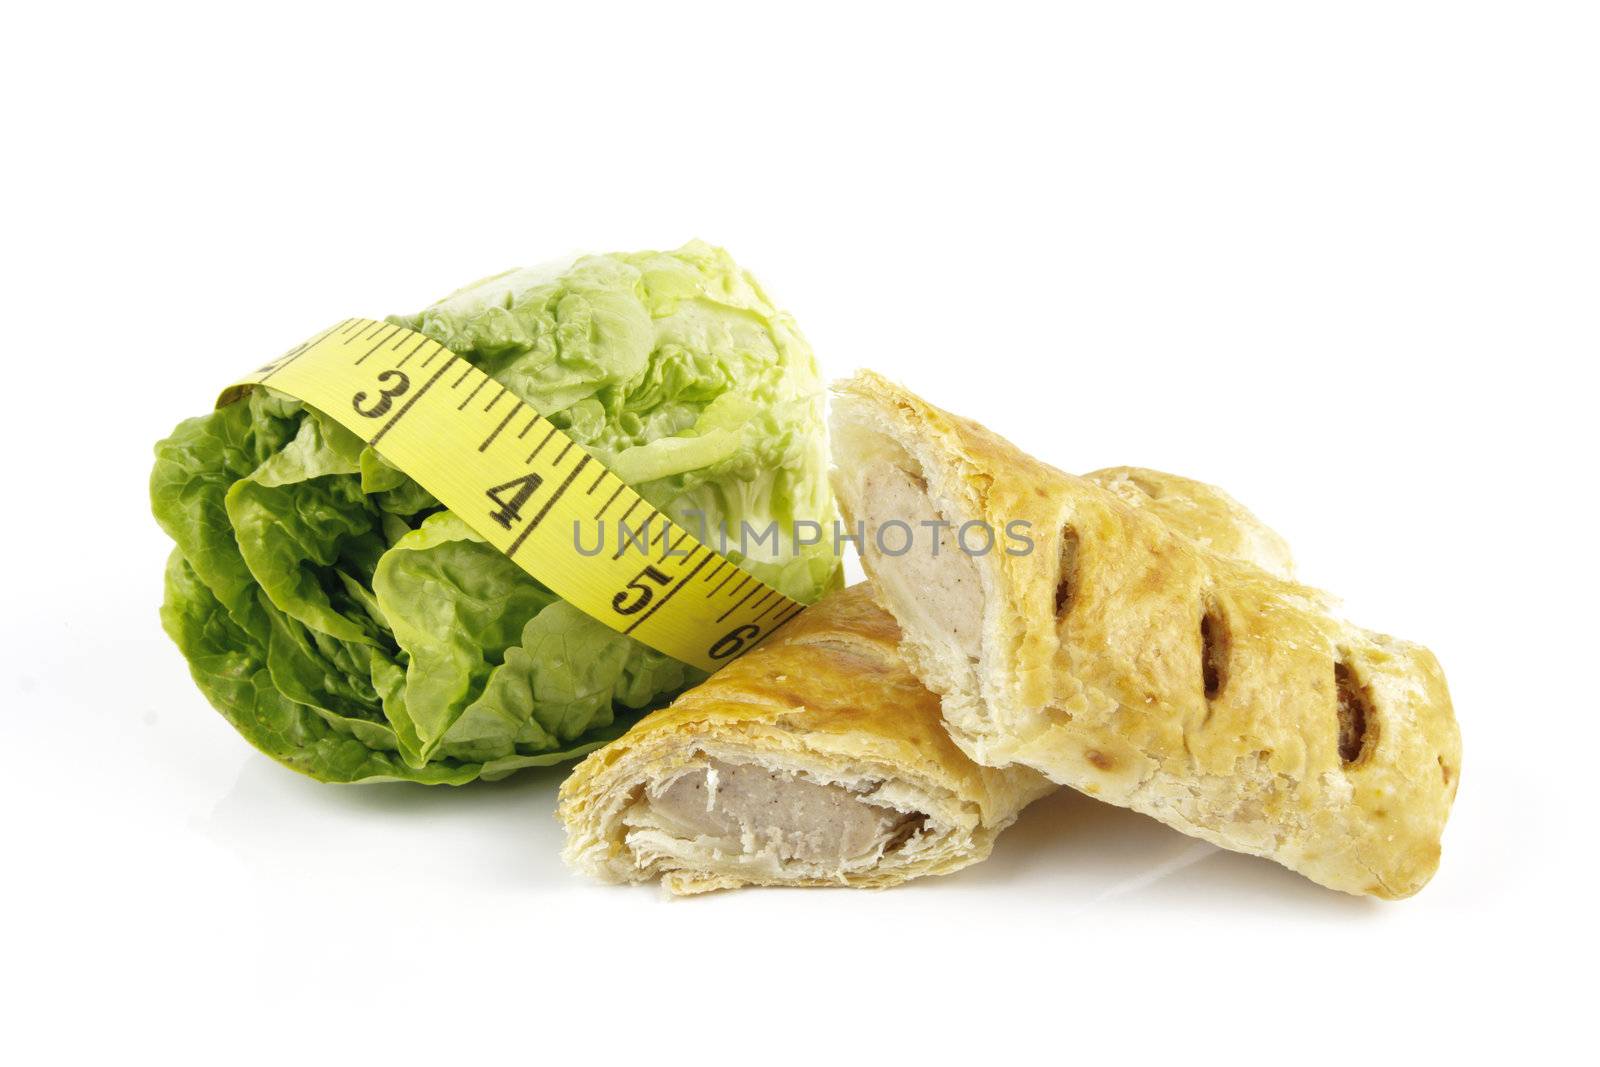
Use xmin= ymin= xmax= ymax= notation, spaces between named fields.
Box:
xmin=219 ymin=319 xmax=806 ymax=671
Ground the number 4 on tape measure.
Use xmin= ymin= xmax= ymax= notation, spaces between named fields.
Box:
xmin=220 ymin=318 xmax=807 ymax=672
xmin=486 ymin=474 xmax=545 ymax=530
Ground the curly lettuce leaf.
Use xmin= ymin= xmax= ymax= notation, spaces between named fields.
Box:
xmin=153 ymin=242 xmax=840 ymax=784
xmin=398 ymin=241 xmax=839 ymax=601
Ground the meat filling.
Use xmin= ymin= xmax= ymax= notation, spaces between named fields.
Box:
xmin=623 ymin=759 xmax=925 ymax=875
xmin=853 ymin=463 xmax=983 ymax=659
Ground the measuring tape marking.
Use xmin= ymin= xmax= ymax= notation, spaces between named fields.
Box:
xmin=224 ymin=319 xmax=804 ymax=671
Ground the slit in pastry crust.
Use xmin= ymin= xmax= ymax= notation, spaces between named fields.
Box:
xmin=829 ymin=371 xmax=1460 ymax=899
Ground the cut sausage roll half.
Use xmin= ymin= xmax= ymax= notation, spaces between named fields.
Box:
xmin=558 ymin=584 xmax=1054 ymax=893
xmin=830 ymin=371 xmax=1460 ymax=899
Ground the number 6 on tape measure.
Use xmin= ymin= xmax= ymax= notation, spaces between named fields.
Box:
xmin=221 ymin=319 xmax=807 ymax=671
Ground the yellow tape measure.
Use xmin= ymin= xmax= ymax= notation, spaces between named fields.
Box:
xmin=220 ymin=318 xmax=804 ymax=671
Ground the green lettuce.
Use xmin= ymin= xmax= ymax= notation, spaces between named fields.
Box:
xmin=153 ymin=242 xmax=841 ymax=783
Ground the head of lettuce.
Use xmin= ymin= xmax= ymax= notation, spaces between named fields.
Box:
xmin=152 ymin=242 xmax=842 ymax=784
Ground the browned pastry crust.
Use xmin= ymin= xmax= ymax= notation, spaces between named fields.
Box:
xmin=831 ymin=371 xmax=1460 ymax=899
xmin=558 ymin=584 xmax=1054 ymax=892
xmin=561 ymin=457 xmax=1306 ymax=893
xmin=1082 ymin=467 xmax=1294 ymax=582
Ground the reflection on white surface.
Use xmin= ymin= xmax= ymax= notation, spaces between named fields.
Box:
xmin=203 ymin=756 xmax=576 ymax=888
xmin=925 ymin=787 xmax=1380 ymax=915
xmin=203 ymin=752 xmax=1375 ymax=914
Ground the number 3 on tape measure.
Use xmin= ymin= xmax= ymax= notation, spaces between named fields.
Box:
xmin=352 ymin=371 xmax=410 ymax=418
xmin=223 ymin=318 xmax=808 ymax=672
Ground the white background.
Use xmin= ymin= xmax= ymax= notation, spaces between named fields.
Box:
xmin=4 ymin=2 xmax=1595 ymax=1062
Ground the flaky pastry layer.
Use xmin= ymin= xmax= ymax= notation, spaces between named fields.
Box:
xmin=559 ymin=585 xmax=1053 ymax=892
xmin=831 ymin=371 xmax=1460 ymax=899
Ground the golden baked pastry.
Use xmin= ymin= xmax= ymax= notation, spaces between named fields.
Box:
xmin=1084 ymin=466 xmax=1294 ymax=582
xmin=559 ymin=583 xmax=1055 ymax=892
xmin=560 ymin=464 xmax=1298 ymax=893
xmin=830 ymin=371 xmax=1460 ymax=899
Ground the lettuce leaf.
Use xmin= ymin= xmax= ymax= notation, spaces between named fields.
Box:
xmin=153 ymin=242 xmax=840 ymax=783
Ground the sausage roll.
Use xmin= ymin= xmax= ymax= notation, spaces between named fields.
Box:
xmin=830 ymin=371 xmax=1460 ymax=898
xmin=558 ymin=584 xmax=1054 ymax=892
